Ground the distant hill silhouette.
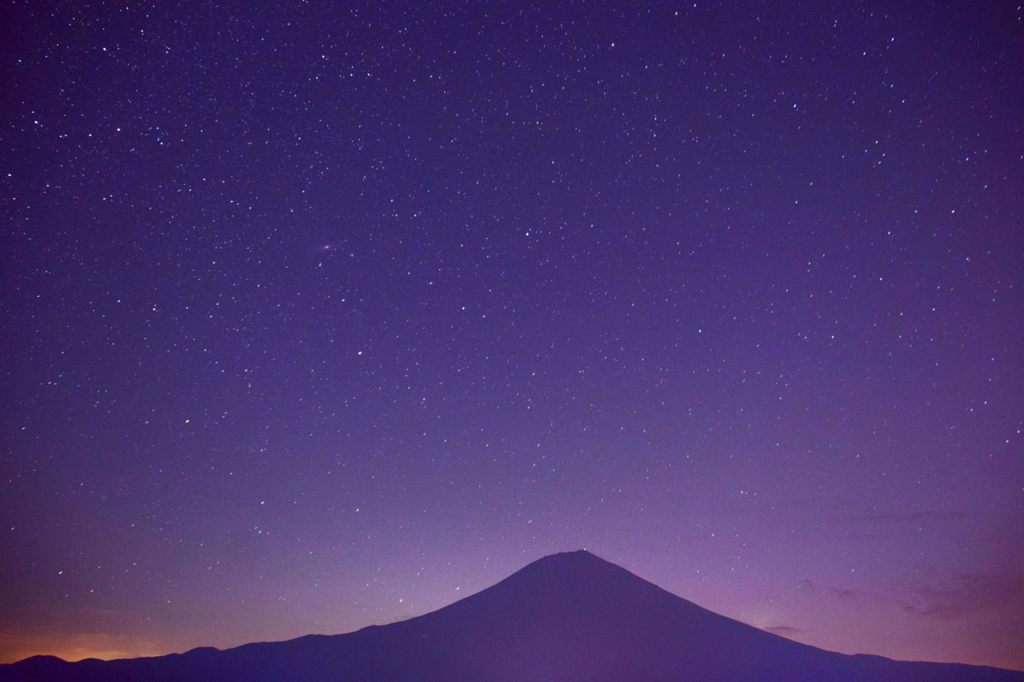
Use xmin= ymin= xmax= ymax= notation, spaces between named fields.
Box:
xmin=3 ymin=550 xmax=1022 ymax=681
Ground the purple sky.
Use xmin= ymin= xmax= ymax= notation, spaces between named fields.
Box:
xmin=2 ymin=0 xmax=1022 ymax=671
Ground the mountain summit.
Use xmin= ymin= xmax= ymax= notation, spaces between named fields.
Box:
xmin=3 ymin=550 xmax=1021 ymax=681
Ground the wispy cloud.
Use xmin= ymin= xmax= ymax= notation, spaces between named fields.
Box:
xmin=834 ymin=509 xmax=968 ymax=541
xmin=829 ymin=586 xmax=857 ymax=599
xmin=900 ymin=572 xmax=1024 ymax=619
xmin=847 ymin=510 xmax=967 ymax=525
xmin=764 ymin=625 xmax=804 ymax=637
xmin=797 ymin=578 xmax=860 ymax=599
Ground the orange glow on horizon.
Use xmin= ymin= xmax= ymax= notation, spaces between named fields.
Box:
xmin=0 ymin=633 xmax=170 ymax=665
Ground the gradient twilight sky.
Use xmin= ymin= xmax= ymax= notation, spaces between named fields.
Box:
xmin=2 ymin=0 xmax=1023 ymax=671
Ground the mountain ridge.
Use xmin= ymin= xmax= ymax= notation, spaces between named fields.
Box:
xmin=3 ymin=550 xmax=1021 ymax=681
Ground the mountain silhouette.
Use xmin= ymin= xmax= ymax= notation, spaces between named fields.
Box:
xmin=3 ymin=550 xmax=1021 ymax=681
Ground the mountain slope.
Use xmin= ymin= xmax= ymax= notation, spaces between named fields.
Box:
xmin=3 ymin=550 xmax=1022 ymax=681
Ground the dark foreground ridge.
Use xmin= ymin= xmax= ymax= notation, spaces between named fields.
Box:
xmin=3 ymin=550 xmax=1022 ymax=681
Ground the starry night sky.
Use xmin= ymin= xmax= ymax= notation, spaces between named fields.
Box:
xmin=2 ymin=0 xmax=1023 ymax=672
